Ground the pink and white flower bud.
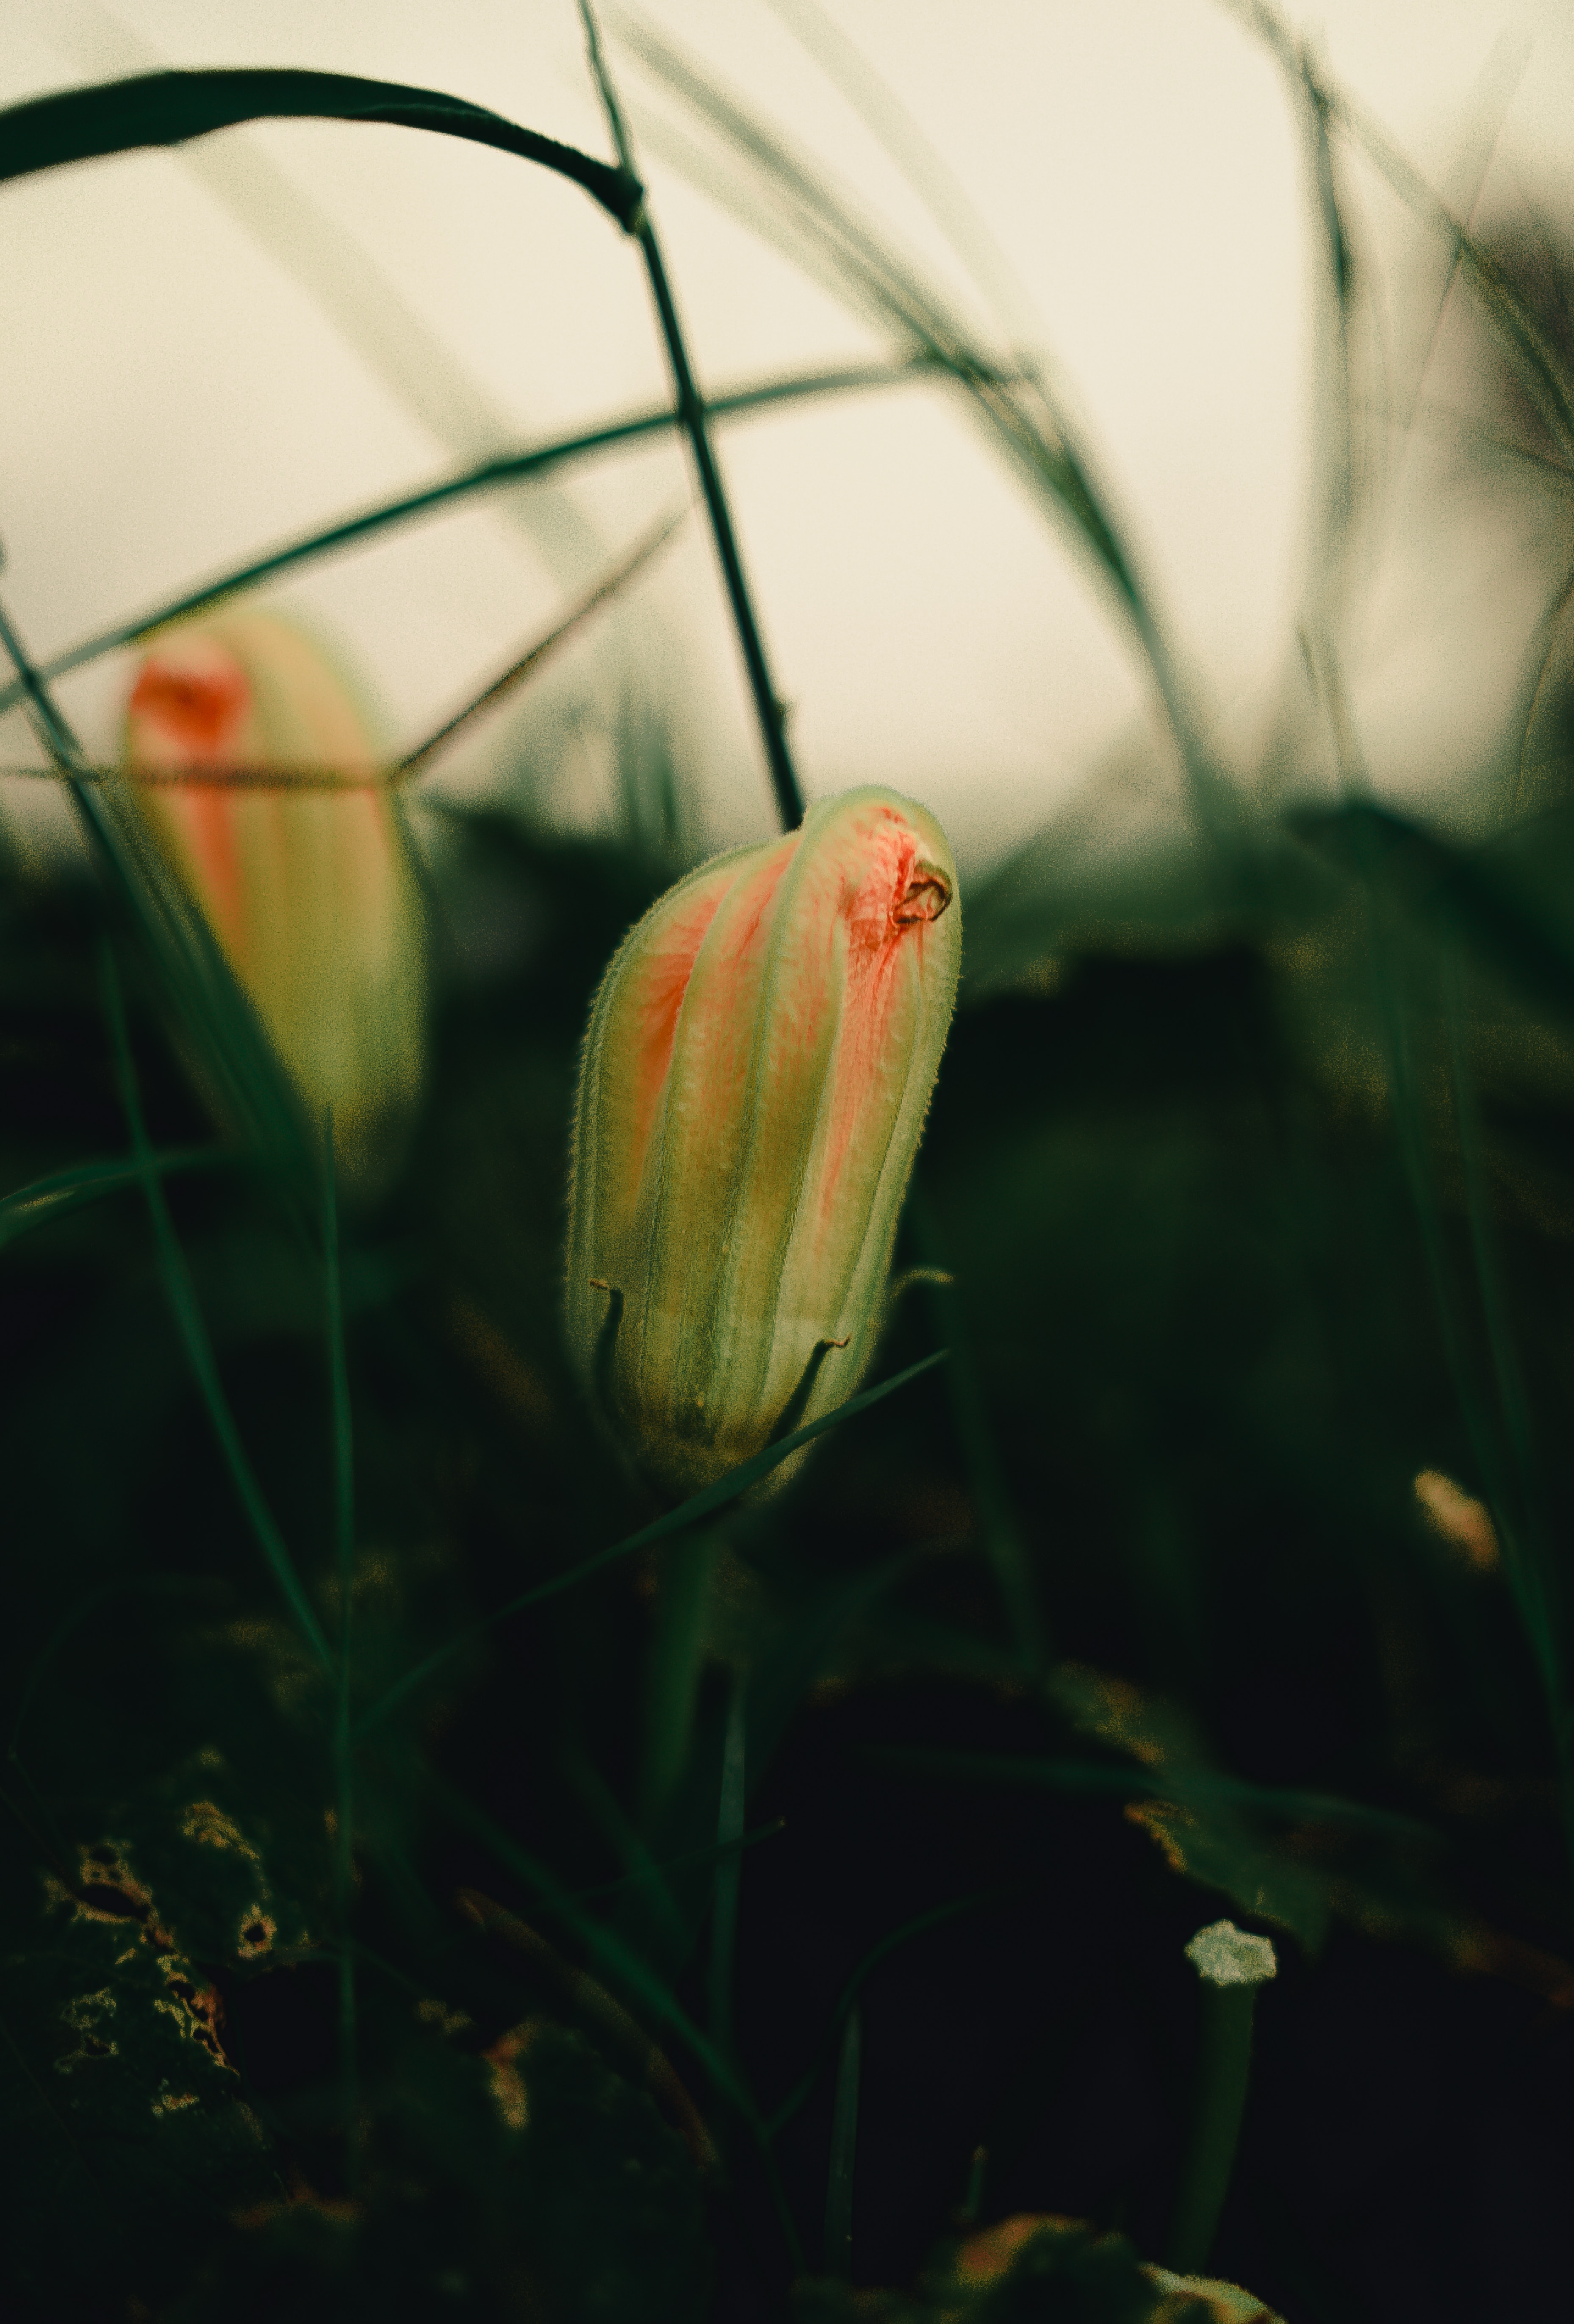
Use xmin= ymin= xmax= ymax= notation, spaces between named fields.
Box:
xmin=121 ymin=612 xmax=424 ymax=1182
xmin=566 ymin=786 xmax=960 ymax=1500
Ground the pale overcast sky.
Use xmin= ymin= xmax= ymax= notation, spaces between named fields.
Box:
xmin=2 ymin=1 xmax=1571 ymax=869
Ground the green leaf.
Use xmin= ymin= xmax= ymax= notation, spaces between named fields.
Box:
xmin=0 ymin=1147 xmax=229 ymax=1251
xmin=1045 ymin=1662 xmax=1333 ymax=1954
xmin=0 ymin=68 xmax=639 ymax=226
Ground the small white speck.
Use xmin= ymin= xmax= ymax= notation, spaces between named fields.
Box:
xmin=1184 ymin=1919 xmax=1277 ymax=1988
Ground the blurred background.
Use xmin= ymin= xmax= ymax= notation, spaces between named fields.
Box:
xmin=4 ymin=0 xmax=1574 ymax=882
xmin=8 ymin=14 xmax=1574 ymax=2319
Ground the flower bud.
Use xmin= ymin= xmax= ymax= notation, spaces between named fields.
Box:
xmin=120 ymin=611 xmax=425 ymax=1184
xmin=940 ymin=2218 xmax=1284 ymax=2321
xmin=566 ymin=786 xmax=960 ymax=1500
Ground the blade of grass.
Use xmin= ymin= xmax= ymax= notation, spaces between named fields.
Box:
xmin=1299 ymin=643 xmax=1571 ymax=1877
xmin=1224 ymin=0 xmax=1574 ymax=466
xmin=574 ymin=1814 xmax=783 ymax=1911
xmin=432 ymin=1774 xmax=806 ymax=2271
xmin=0 ymin=1147 xmax=228 ymax=1249
xmin=394 ymin=506 xmax=684 ymax=782
xmin=640 ymin=1530 xmax=723 ymax=1830
xmin=823 ymin=2004 xmax=860 ymax=2278
xmin=99 ymin=939 xmax=332 ymax=1670
xmin=577 ymin=0 xmax=804 ymax=832
xmin=1440 ymin=953 xmax=1574 ymax=1874
xmin=607 ymin=8 xmax=1230 ymax=857
xmin=456 ymin=1886 xmax=719 ymax=2174
xmin=708 ymin=1666 xmax=747 ymax=2067
xmin=351 ymin=1348 xmax=948 ymax=1744
xmin=53 ymin=0 xmax=618 ymax=595
xmin=321 ymin=1112 xmax=359 ymax=2177
xmin=559 ymin=1744 xmax=690 ymax=1959
xmin=0 ymin=67 xmax=639 ymax=228
xmin=763 ymin=0 xmax=1041 ymax=352
xmin=765 ymin=1886 xmax=1016 ymax=2141
xmin=0 ymin=356 xmax=963 ymax=721
xmin=908 ymin=1182 xmax=1045 ymax=1676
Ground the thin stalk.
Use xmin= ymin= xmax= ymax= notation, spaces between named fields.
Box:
xmin=351 ymin=1348 xmax=947 ymax=1744
xmin=957 ymin=2144 xmax=988 ymax=2230
xmin=1440 ymin=954 xmax=1574 ymax=1886
xmin=640 ymin=1529 xmax=722 ymax=1831
xmin=321 ymin=1114 xmax=359 ymax=2179
xmin=766 ymin=1886 xmax=1013 ymax=2140
xmin=605 ymin=14 xmax=1233 ymax=862
xmin=571 ymin=1815 xmax=782 ymax=1910
xmin=0 ymin=1146 xmax=229 ymax=1249
xmin=823 ymin=2004 xmax=861 ymax=2278
xmin=432 ymin=1772 xmax=806 ymax=2274
xmin=560 ymin=1746 xmax=689 ymax=1957
xmin=577 ymin=0 xmax=804 ymax=832
xmin=1301 ymin=644 xmax=1556 ymax=1761
xmin=0 ymin=578 xmax=136 ymax=897
xmin=98 ymin=941 xmax=332 ymax=1670
xmin=909 ymin=1184 xmax=1046 ymax=1675
xmin=1165 ymin=1979 xmax=1259 ymax=2277
xmin=708 ymin=1666 xmax=748 ymax=2065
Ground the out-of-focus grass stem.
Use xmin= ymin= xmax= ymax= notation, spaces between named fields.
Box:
xmin=352 ymin=1351 xmax=946 ymax=1746
xmin=640 ymin=1528 xmax=722 ymax=1832
xmin=823 ymin=2004 xmax=861 ymax=2278
xmin=577 ymin=0 xmax=804 ymax=833
xmin=434 ymin=1773 xmax=806 ymax=2273
xmin=1441 ymin=956 xmax=1574 ymax=1885
xmin=0 ymin=571 xmax=134 ymax=915
xmin=708 ymin=1665 xmax=747 ymax=2067
xmin=910 ymin=1184 xmax=1046 ymax=1677
xmin=97 ymin=940 xmax=333 ymax=1671
xmin=1165 ymin=1922 xmax=1276 ymax=2278
xmin=321 ymin=1113 xmax=360 ymax=2178
xmin=1311 ymin=634 xmax=1572 ymax=1890
xmin=1166 ymin=1979 xmax=1258 ymax=2276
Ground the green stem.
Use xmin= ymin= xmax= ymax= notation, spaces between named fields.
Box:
xmin=577 ymin=0 xmax=804 ymax=832
xmin=909 ymin=1184 xmax=1046 ymax=1675
xmin=824 ymin=2004 xmax=862 ymax=2278
xmin=708 ymin=1665 xmax=747 ymax=2066
xmin=352 ymin=1350 xmax=947 ymax=1747
xmin=1165 ymin=1980 xmax=1257 ymax=2277
xmin=321 ymin=1115 xmax=359 ymax=2179
xmin=640 ymin=1529 xmax=722 ymax=1831
xmin=99 ymin=942 xmax=332 ymax=1668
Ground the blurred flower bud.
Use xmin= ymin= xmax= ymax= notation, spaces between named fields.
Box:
xmin=566 ymin=786 xmax=960 ymax=1501
xmin=121 ymin=611 xmax=425 ymax=1185
xmin=938 ymin=2216 xmax=1285 ymax=2321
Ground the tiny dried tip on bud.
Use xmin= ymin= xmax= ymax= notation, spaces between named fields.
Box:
xmin=1183 ymin=1919 xmax=1277 ymax=1988
xmin=892 ymin=863 xmax=952 ymax=925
